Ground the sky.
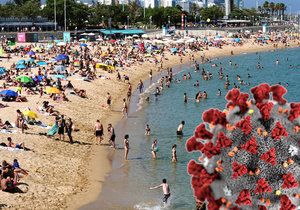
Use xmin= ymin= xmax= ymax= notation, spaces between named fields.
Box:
xmin=244 ymin=0 xmax=300 ymax=13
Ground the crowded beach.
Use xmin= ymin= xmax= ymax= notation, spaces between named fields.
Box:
xmin=0 ymin=28 xmax=299 ymax=209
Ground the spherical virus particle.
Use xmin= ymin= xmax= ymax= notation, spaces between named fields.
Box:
xmin=186 ymin=83 xmax=300 ymax=210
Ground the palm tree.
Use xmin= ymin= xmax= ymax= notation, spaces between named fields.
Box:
xmin=263 ymin=1 xmax=269 ymax=15
xmin=269 ymin=2 xmax=275 ymax=16
xmin=275 ymin=3 xmax=280 ymax=16
xmin=280 ymin=3 xmax=286 ymax=17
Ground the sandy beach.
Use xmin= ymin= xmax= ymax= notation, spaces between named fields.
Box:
xmin=0 ymin=34 xmax=299 ymax=210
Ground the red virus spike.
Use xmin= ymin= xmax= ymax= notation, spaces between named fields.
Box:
xmin=186 ymin=136 xmax=204 ymax=152
xmin=194 ymin=185 xmax=213 ymax=202
xmin=251 ymin=83 xmax=271 ymax=104
xmin=282 ymin=173 xmax=299 ymax=189
xmin=216 ymin=132 xmax=233 ymax=149
xmin=194 ymin=123 xmax=213 ymax=140
xmin=258 ymin=206 xmax=267 ymax=210
xmin=235 ymin=116 xmax=252 ymax=135
xmin=235 ymin=189 xmax=252 ymax=206
xmin=202 ymin=109 xmax=227 ymax=126
xmin=271 ymin=122 xmax=288 ymax=140
xmin=288 ymin=102 xmax=300 ymax=122
xmin=280 ymin=195 xmax=296 ymax=210
xmin=240 ymin=136 xmax=258 ymax=154
xmin=271 ymin=85 xmax=287 ymax=105
xmin=226 ymin=89 xmax=250 ymax=114
xmin=256 ymin=102 xmax=274 ymax=121
xmin=232 ymin=162 xmax=248 ymax=179
xmin=187 ymin=160 xmax=205 ymax=176
xmin=230 ymin=207 xmax=241 ymax=210
xmin=207 ymin=199 xmax=222 ymax=210
xmin=200 ymin=142 xmax=221 ymax=159
xmin=254 ymin=178 xmax=272 ymax=194
xmin=260 ymin=148 xmax=277 ymax=166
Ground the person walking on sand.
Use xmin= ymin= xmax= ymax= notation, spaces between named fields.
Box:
xmin=124 ymin=134 xmax=129 ymax=160
xmin=94 ymin=120 xmax=103 ymax=144
xmin=151 ymin=139 xmax=158 ymax=159
xmin=177 ymin=121 xmax=185 ymax=136
xmin=150 ymin=179 xmax=171 ymax=204
xmin=122 ymin=98 xmax=128 ymax=118
xmin=58 ymin=115 xmax=66 ymax=141
xmin=138 ymin=80 xmax=144 ymax=93
xmin=65 ymin=118 xmax=73 ymax=144
xmin=108 ymin=123 xmax=116 ymax=149
xmin=106 ymin=92 xmax=112 ymax=109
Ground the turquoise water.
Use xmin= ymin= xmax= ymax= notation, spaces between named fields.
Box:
xmin=84 ymin=48 xmax=300 ymax=210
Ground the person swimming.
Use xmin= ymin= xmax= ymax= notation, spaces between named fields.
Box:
xmin=151 ymin=139 xmax=158 ymax=159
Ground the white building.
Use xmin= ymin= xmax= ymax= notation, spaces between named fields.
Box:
xmin=177 ymin=0 xmax=191 ymax=13
xmin=161 ymin=0 xmax=174 ymax=7
xmin=144 ymin=0 xmax=159 ymax=8
xmin=98 ymin=0 xmax=117 ymax=5
xmin=224 ymin=0 xmax=231 ymax=17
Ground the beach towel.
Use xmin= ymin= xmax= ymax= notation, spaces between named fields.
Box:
xmin=0 ymin=129 xmax=17 ymax=134
xmin=47 ymin=124 xmax=58 ymax=136
xmin=0 ymin=145 xmax=23 ymax=152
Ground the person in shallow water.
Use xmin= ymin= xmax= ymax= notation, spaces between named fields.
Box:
xmin=177 ymin=121 xmax=185 ymax=136
xmin=151 ymin=139 xmax=158 ymax=159
xmin=150 ymin=179 xmax=171 ymax=204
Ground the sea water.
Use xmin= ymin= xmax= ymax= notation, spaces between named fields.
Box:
xmin=83 ymin=47 xmax=300 ymax=210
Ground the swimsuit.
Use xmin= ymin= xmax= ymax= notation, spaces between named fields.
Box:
xmin=163 ymin=193 xmax=170 ymax=203
xmin=95 ymin=130 xmax=103 ymax=137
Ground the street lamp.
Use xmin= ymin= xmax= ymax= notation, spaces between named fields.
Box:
xmin=194 ymin=15 xmax=197 ymax=26
xmin=102 ymin=16 xmax=104 ymax=26
xmin=127 ymin=16 xmax=129 ymax=28
xmin=168 ymin=16 xmax=170 ymax=26
xmin=54 ymin=0 xmax=57 ymax=31
xmin=64 ymin=0 xmax=66 ymax=31
xmin=149 ymin=16 xmax=152 ymax=29
xmin=200 ymin=16 xmax=202 ymax=27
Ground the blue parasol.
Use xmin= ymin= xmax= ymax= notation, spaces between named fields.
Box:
xmin=55 ymin=54 xmax=69 ymax=61
xmin=0 ymin=90 xmax=18 ymax=97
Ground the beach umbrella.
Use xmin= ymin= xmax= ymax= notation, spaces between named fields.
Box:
xmin=108 ymin=40 xmax=116 ymax=43
xmin=37 ymin=61 xmax=47 ymax=66
xmin=46 ymin=87 xmax=61 ymax=94
xmin=171 ymin=48 xmax=178 ymax=53
xmin=55 ymin=54 xmax=69 ymax=61
xmin=96 ymin=38 xmax=103 ymax=41
xmin=0 ymin=90 xmax=18 ymax=97
xmin=51 ymin=74 xmax=66 ymax=79
xmin=57 ymin=42 xmax=66 ymax=46
xmin=16 ymin=75 xmax=33 ymax=83
xmin=27 ymin=51 xmax=35 ymax=56
xmin=88 ymin=33 xmax=95 ymax=36
xmin=0 ymin=67 xmax=6 ymax=75
xmin=80 ymin=43 xmax=88 ymax=47
xmin=23 ymin=110 xmax=38 ymax=119
xmin=55 ymin=65 xmax=66 ymax=72
xmin=79 ymin=38 xmax=87 ymax=42
xmin=125 ymin=36 xmax=133 ymax=39
xmin=17 ymin=60 xmax=26 ymax=65
xmin=16 ymin=64 xmax=27 ymax=69
xmin=234 ymin=38 xmax=241 ymax=43
xmin=27 ymin=58 xmax=35 ymax=63
xmin=141 ymin=34 xmax=148 ymax=38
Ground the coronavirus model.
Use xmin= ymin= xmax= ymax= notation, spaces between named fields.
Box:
xmin=186 ymin=83 xmax=300 ymax=210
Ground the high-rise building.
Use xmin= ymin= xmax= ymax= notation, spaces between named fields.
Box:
xmin=144 ymin=0 xmax=159 ymax=8
xmin=176 ymin=0 xmax=191 ymax=12
xmin=161 ymin=0 xmax=174 ymax=7
xmin=98 ymin=0 xmax=117 ymax=5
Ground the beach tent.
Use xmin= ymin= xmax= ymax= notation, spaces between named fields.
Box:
xmin=23 ymin=110 xmax=38 ymax=119
xmin=96 ymin=38 xmax=103 ymax=41
xmin=46 ymin=87 xmax=61 ymax=94
xmin=0 ymin=67 xmax=6 ymax=75
xmin=132 ymin=34 xmax=139 ymax=38
xmin=125 ymin=36 xmax=133 ymax=39
xmin=37 ymin=61 xmax=47 ymax=66
xmin=0 ymin=90 xmax=18 ymax=97
xmin=79 ymin=38 xmax=87 ymax=42
xmin=55 ymin=54 xmax=69 ymax=61
xmin=141 ymin=34 xmax=148 ymax=38
xmin=16 ymin=64 xmax=27 ymax=69
xmin=16 ymin=75 xmax=33 ymax=83
xmin=88 ymin=33 xmax=95 ymax=36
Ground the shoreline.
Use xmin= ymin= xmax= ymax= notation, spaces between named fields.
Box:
xmin=68 ymin=42 xmax=300 ymax=210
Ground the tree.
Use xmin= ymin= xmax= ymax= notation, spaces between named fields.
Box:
xmin=21 ymin=0 xmax=41 ymax=20
xmin=263 ymin=1 xmax=269 ymax=15
xmin=200 ymin=6 xmax=224 ymax=21
xmin=269 ymin=2 xmax=275 ymax=16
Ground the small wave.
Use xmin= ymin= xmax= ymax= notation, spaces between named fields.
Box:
xmin=134 ymin=201 xmax=170 ymax=210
